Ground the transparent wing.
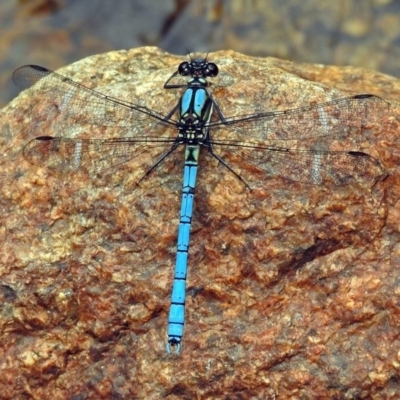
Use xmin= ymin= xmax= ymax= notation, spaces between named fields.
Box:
xmin=23 ymin=135 xmax=178 ymax=175
xmin=14 ymin=65 xmax=181 ymax=174
xmin=15 ymin=65 xmax=387 ymax=185
xmin=209 ymin=95 xmax=389 ymax=141
xmin=12 ymin=65 xmax=176 ymax=132
xmin=211 ymin=139 xmax=385 ymax=186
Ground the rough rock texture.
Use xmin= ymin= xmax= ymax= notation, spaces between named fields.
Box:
xmin=0 ymin=47 xmax=400 ymax=398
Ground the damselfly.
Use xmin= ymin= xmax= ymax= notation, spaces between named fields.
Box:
xmin=12 ymin=56 xmax=389 ymax=353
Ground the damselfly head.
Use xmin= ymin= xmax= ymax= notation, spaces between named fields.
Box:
xmin=177 ymin=59 xmax=219 ymax=78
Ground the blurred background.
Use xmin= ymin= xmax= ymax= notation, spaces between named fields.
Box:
xmin=1 ymin=0 xmax=400 ymax=107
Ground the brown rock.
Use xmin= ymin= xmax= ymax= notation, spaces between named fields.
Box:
xmin=0 ymin=47 xmax=399 ymax=398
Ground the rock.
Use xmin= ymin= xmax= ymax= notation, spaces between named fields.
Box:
xmin=0 ymin=47 xmax=399 ymax=398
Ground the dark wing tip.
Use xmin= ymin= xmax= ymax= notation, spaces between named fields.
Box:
xmin=347 ymin=150 xmax=369 ymax=157
xmin=28 ymin=65 xmax=51 ymax=72
xmin=353 ymin=94 xmax=374 ymax=99
xmin=35 ymin=136 xmax=55 ymax=141
xmin=12 ymin=65 xmax=53 ymax=89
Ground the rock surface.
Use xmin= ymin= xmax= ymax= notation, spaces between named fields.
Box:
xmin=0 ymin=47 xmax=400 ymax=398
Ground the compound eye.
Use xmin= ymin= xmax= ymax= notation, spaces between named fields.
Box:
xmin=178 ymin=62 xmax=191 ymax=76
xmin=205 ymin=62 xmax=219 ymax=77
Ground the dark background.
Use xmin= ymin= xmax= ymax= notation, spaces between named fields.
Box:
xmin=1 ymin=0 xmax=400 ymax=107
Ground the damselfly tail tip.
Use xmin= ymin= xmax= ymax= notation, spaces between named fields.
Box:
xmin=166 ymin=339 xmax=181 ymax=354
